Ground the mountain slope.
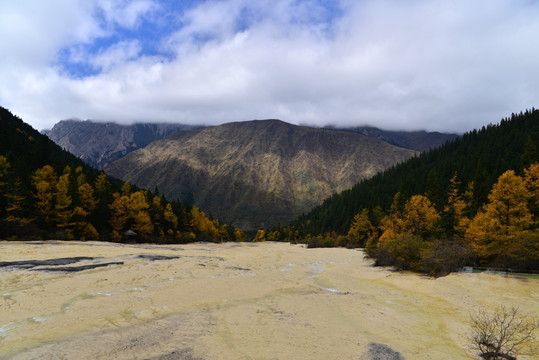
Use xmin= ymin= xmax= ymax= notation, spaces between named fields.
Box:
xmin=331 ymin=126 xmax=459 ymax=152
xmin=0 ymin=108 xmax=99 ymax=182
xmin=105 ymin=119 xmax=416 ymax=230
xmin=47 ymin=120 xmax=200 ymax=169
xmin=0 ymin=106 xmax=243 ymax=242
xmin=293 ymin=109 xmax=539 ymax=235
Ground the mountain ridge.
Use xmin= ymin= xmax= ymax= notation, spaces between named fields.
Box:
xmin=47 ymin=120 xmax=201 ymax=169
xmin=105 ymin=119 xmax=416 ymax=230
xmin=46 ymin=118 xmax=458 ymax=171
xmin=329 ymin=126 xmax=458 ymax=152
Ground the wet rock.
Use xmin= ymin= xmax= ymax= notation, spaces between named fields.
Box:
xmin=34 ymin=262 xmax=124 ymax=273
xmin=0 ymin=257 xmax=96 ymax=270
xmin=227 ymin=266 xmax=251 ymax=271
xmin=360 ymin=342 xmax=406 ymax=360
xmin=137 ymin=255 xmax=181 ymax=261
xmin=145 ymin=348 xmax=204 ymax=360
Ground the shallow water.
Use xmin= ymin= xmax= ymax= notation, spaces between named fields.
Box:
xmin=0 ymin=241 xmax=537 ymax=359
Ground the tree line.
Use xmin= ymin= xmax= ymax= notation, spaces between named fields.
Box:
xmin=0 ymin=106 xmax=245 ymax=243
xmin=256 ymin=110 xmax=539 ymax=275
xmin=290 ymin=109 xmax=539 ymax=236
xmin=0 ymin=159 xmax=245 ymax=242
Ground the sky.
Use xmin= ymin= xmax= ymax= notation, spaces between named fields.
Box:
xmin=1 ymin=0 xmax=539 ymax=133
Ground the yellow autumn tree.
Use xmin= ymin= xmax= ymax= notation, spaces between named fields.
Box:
xmin=132 ymin=211 xmax=154 ymax=238
xmin=5 ymin=177 xmax=33 ymax=228
xmin=55 ymin=170 xmax=74 ymax=239
xmin=466 ymin=170 xmax=532 ymax=259
xmin=128 ymin=191 xmax=154 ymax=238
xmin=401 ymin=195 xmax=440 ymax=238
xmin=73 ymin=183 xmax=99 ymax=240
xmin=442 ymin=172 xmax=470 ymax=236
xmin=32 ymin=165 xmax=58 ymax=225
xmin=150 ymin=195 xmax=165 ymax=237
xmin=94 ymin=172 xmax=112 ymax=198
xmin=235 ymin=228 xmax=247 ymax=242
xmin=347 ymin=209 xmax=374 ymax=247
xmin=253 ymin=229 xmax=266 ymax=242
xmin=121 ymin=182 xmax=131 ymax=196
xmin=163 ymin=203 xmax=178 ymax=228
xmin=379 ymin=192 xmax=407 ymax=243
xmin=380 ymin=194 xmax=439 ymax=241
xmin=74 ymin=166 xmax=86 ymax=187
xmin=109 ymin=193 xmax=130 ymax=241
xmin=190 ymin=207 xmax=219 ymax=240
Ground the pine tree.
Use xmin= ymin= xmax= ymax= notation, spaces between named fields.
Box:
xmin=521 ymin=137 xmax=538 ymax=168
xmin=524 ymin=163 xmax=539 ymax=228
xmin=441 ymin=172 xmax=469 ymax=236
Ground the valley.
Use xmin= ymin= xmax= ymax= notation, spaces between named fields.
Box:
xmin=1 ymin=241 xmax=537 ymax=360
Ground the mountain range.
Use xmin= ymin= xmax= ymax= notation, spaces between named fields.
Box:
xmin=104 ymin=120 xmax=416 ymax=229
xmin=46 ymin=119 xmax=456 ymax=170
xmin=330 ymin=126 xmax=458 ymax=152
xmin=45 ymin=118 xmax=459 ymax=230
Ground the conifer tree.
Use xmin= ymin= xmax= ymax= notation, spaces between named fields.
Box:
xmin=521 ymin=137 xmax=539 ymax=168
xmin=347 ymin=209 xmax=374 ymax=247
xmin=33 ymin=165 xmax=58 ymax=226
xmin=466 ymin=170 xmax=532 ymax=259
xmin=55 ymin=169 xmax=74 ymax=239
xmin=109 ymin=193 xmax=130 ymax=241
xmin=441 ymin=172 xmax=469 ymax=236
xmin=524 ymin=163 xmax=539 ymax=228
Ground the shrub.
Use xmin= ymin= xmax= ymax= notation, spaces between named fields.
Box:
xmin=373 ymin=233 xmax=427 ymax=271
xmin=469 ymin=306 xmax=538 ymax=360
xmin=421 ymin=237 xmax=475 ymax=277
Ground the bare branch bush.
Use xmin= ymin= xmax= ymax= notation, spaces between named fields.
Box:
xmin=469 ymin=306 xmax=539 ymax=360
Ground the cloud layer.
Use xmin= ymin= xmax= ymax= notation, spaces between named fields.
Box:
xmin=1 ymin=0 xmax=538 ymax=132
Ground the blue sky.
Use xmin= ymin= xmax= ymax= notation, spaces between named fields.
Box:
xmin=1 ymin=0 xmax=539 ymax=132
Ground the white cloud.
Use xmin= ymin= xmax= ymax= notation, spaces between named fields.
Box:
xmin=96 ymin=0 xmax=158 ymax=29
xmin=90 ymin=40 xmax=142 ymax=71
xmin=1 ymin=0 xmax=539 ymax=132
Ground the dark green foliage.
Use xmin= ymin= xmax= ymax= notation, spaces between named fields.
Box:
xmin=521 ymin=136 xmax=539 ymax=168
xmin=292 ymin=109 xmax=539 ymax=235
xmin=0 ymin=106 xmax=243 ymax=242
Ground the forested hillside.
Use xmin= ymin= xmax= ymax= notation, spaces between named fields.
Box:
xmin=0 ymin=107 xmax=244 ymax=242
xmin=293 ymin=110 xmax=539 ymax=235
xmin=327 ymin=126 xmax=458 ymax=152
xmin=259 ymin=110 xmax=539 ymax=273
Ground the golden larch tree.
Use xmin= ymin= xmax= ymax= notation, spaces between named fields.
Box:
xmin=109 ymin=193 xmax=130 ymax=241
xmin=347 ymin=209 xmax=374 ymax=247
xmin=466 ymin=170 xmax=532 ymax=258
xmin=55 ymin=170 xmax=74 ymax=239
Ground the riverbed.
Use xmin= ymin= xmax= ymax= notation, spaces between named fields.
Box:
xmin=0 ymin=241 xmax=537 ymax=359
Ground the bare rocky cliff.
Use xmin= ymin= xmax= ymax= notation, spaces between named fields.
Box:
xmin=105 ymin=120 xmax=416 ymax=230
xmin=47 ymin=120 xmax=200 ymax=169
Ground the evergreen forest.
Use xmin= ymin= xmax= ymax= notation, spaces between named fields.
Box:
xmin=260 ymin=110 xmax=539 ymax=274
xmin=0 ymin=107 xmax=245 ymax=243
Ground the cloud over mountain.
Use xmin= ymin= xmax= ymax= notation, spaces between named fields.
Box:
xmin=1 ymin=0 xmax=539 ymax=132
